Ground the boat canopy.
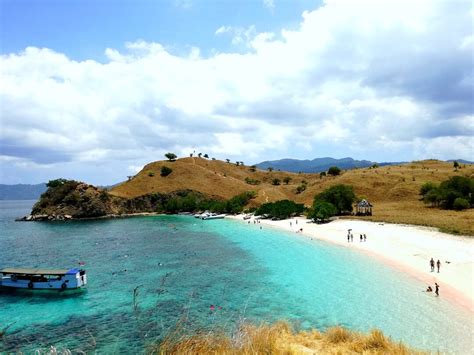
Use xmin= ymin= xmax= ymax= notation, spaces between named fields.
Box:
xmin=0 ymin=268 xmax=74 ymax=275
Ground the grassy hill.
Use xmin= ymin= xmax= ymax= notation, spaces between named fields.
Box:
xmin=110 ymin=157 xmax=474 ymax=235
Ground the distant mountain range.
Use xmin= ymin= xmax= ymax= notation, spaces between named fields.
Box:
xmin=256 ymin=157 xmax=472 ymax=173
xmin=255 ymin=157 xmax=394 ymax=173
xmin=0 ymin=183 xmax=47 ymax=200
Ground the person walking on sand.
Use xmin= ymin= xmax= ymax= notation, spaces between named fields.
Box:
xmin=347 ymin=233 xmax=350 ymax=243
xmin=360 ymin=234 xmax=363 ymax=242
xmin=437 ymin=259 xmax=441 ymax=273
xmin=435 ymin=283 xmax=440 ymax=296
xmin=363 ymin=234 xmax=367 ymax=242
xmin=350 ymin=234 xmax=353 ymax=242
xmin=430 ymin=258 xmax=435 ymax=272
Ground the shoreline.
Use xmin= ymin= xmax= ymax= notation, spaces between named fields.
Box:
xmin=228 ymin=215 xmax=474 ymax=313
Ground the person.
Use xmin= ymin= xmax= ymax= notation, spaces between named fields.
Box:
xmin=435 ymin=283 xmax=440 ymax=296
xmin=363 ymin=234 xmax=367 ymax=242
xmin=350 ymin=234 xmax=353 ymax=242
xmin=426 ymin=286 xmax=433 ymax=292
xmin=290 ymin=222 xmax=292 ymax=227
xmin=347 ymin=233 xmax=350 ymax=242
xmin=437 ymin=259 xmax=441 ymax=273
xmin=296 ymin=219 xmax=298 ymax=225
xmin=430 ymin=258 xmax=435 ymax=272
xmin=300 ymin=228 xmax=303 ymax=233
xmin=360 ymin=234 xmax=363 ymax=242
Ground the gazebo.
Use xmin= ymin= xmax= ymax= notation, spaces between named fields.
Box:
xmin=355 ymin=199 xmax=373 ymax=216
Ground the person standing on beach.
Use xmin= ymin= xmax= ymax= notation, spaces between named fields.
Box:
xmin=435 ymin=283 xmax=440 ymax=296
xmin=360 ymin=234 xmax=363 ymax=242
xmin=430 ymin=258 xmax=435 ymax=272
xmin=350 ymin=234 xmax=353 ymax=242
xmin=363 ymin=234 xmax=367 ymax=242
xmin=437 ymin=260 xmax=441 ymax=273
xmin=347 ymin=233 xmax=350 ymax=242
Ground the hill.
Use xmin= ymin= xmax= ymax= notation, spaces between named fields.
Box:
xmin=0 ymin=183 xmax=47 ymax=200
xmin=109 ymin=157 xmax=474 ymax=235
xmin=26 ymin=157 xmax=473 ymax=235
xmin=255 ymin=157 xmax=399 ymax=173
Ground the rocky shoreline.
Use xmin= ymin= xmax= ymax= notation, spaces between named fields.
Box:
xmin=16 ymin=212 xmax=164 ymax=222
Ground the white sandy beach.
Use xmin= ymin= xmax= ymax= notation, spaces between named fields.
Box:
xmin=229 ymin=215 xmax=474 ymax=312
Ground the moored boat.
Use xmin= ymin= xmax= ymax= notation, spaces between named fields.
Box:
xmin=0 ymin=268 xmax=87 ymax=290
xmin=201 ymin=214 xmax=226 ymax=220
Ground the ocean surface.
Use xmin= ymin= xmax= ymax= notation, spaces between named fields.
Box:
xmin=0 ymin=200 xmax=472 ymax=353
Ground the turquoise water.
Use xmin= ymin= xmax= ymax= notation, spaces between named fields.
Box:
xmin=0 ymin=201 xmax=472 ymax=353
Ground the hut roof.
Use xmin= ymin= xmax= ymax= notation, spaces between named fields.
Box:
xmin=357 ymin=199 xmax=373 ymax=207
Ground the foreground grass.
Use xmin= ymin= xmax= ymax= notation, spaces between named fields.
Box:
xmin=149 ymin=322 xmax=424 ymax=354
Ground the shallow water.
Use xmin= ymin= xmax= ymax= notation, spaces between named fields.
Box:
xmin=0 ymin=201 xmax=472 ymax=353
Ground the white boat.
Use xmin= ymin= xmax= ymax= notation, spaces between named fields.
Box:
xmin=0 ymin=268 xmax=87 ymax=290
xmin=201 ymin=214 xmax=226 ymax=220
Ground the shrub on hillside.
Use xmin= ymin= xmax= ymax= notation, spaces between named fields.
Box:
xmin=313 ymin=184 xmax=355 ymax=215
xmin=245 ymin=177 xmax=261 ymax=185
xmin=271 ymin=178 xmax=281 ymax=186
xmin=255 ymin=200 xmax=304 ymax=219
xmin=160 ymin=166 xmax=173 ymax=177
xmin=283 ymin=176 xmax=292 ymax=185
xmin=327 ymin=166 xmax=341 ymax=176
xmin=421 ymin=176 xmax=473 ymax=209
xmin=308 ymin=201 xmax=337 ymax=222
xmin=453 ymin=197 xmax=469 ymax=211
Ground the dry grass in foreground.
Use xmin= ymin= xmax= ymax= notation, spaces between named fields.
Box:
xmin=149 ymin=322 xmax=424 ymax=354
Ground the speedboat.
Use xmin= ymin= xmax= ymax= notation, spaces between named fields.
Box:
xmin=0 ymin=268 xmax=87 ymax=290
xmin=201 ymin=213 xmax=226 ymax=220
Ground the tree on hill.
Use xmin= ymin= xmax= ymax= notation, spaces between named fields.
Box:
xmin=204 ymin=154 xmax=209 ymax=158
xmin=283 ymin=176 xmax=292 ymax=185
xmin=198 ymin=153 xmax=202 ymax=158
xmin=165 ymin=153 xmax=177 ymax=161
xmin=314 ymin=184 xmax=355 ymax=214
xmin=249 ymin=165 xmax=257 ymax=172
xmin=453 ymin=161 xmax=460 ymax=170
xmin=327 ymin=166 xmax=341 ymax=176
xmin=267 ymin=167 xmax=274 ymax=172
xmin=226 ymin=159 xmax=230 ymax=163
xmin=320 ymin=172 xmax=326 ymax=178
xmin=236 ymin=161 xmax=240 ymax=166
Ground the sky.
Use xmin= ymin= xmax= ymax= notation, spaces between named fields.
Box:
xmin=0 ymin=0 xmax=473 ymax=185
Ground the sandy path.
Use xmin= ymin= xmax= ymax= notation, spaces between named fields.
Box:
xmin=228 ymin=215 xmax=474 ymax=312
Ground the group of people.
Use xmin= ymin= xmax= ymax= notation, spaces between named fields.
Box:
xmin=425 ymin=283 xmax=440 ymax=296
xmin=430 ymin=258 xmax=441 ymax=273
xmin=346 ymin=229 xmax=367 ymax=242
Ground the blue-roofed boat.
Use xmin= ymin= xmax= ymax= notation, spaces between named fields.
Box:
xmin=0 ymin=267 xmax=87 ymax=290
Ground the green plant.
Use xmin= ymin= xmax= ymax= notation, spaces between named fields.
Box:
xmin=271 ymin=178 xmax=281 ymax=186
xmin=245 ymin=177 xmax=261 ymax=185
xmin=308 ymin=201 xmax=337 ymax=222
xmin=283 ymin=176 xmax=292 ymax=185
xmin=256 ymin=200 xmax=304 ymax=219
xmin=267 ymin=167 xmax=274 ymax=172
xmin=160 ymin=166 xmax=173 ymax=177
xmin=327 ymin=166 xmax=341 ymax=176
xmin=148 ymin=172 xmax=155 ymax=177
xmin=165 ymin=153 xmax=177 ymax=161
xmin=249 ymin=165 xmax=257 ymax=172
xmin=453 ymin=197 xmax=469 ymax=210
xmin=314 ymin=184 xmax=355 ymax=214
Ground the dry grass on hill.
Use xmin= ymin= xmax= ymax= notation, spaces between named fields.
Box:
xmin=110 ymin=157 xmax=474 ymax=235
xmin=150 ymin=322 xmax=423 ymax=354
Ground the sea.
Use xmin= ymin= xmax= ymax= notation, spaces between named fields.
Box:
xmin=0 ymin=200 xmax=472 ymax=353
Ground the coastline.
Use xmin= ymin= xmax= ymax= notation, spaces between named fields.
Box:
xmin=228 ymin=215 xmax=474 ymax=313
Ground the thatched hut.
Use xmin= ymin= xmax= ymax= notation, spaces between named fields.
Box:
xmin=355 ymin=199 xmax=373 ymax=216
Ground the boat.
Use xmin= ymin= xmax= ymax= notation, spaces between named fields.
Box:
xmin=201 ymin=214 xmax=226 ymax=220
xmin=0 ymin=268 xmax=87 ymax=290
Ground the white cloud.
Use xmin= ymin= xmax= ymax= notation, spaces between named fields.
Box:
xmin=1 ymin=0 xmax=472 ymax=183
xmin=263 ymin=0 xmax=275 ymax=11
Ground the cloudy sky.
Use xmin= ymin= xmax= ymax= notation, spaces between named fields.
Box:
xmin=1 ymin=0 xmax=473 ymax=185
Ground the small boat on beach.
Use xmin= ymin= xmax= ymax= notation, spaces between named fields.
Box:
xmin=0 ymin=268 xmax=87 ymax=290
xmin=201 ymin=213 xmax=226 ymax=220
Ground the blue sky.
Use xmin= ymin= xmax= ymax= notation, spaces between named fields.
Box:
xmin=0 ymin=0 xmax=473 ymax=184
xmin=1 ymin=0 xmax=318 ymax=60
